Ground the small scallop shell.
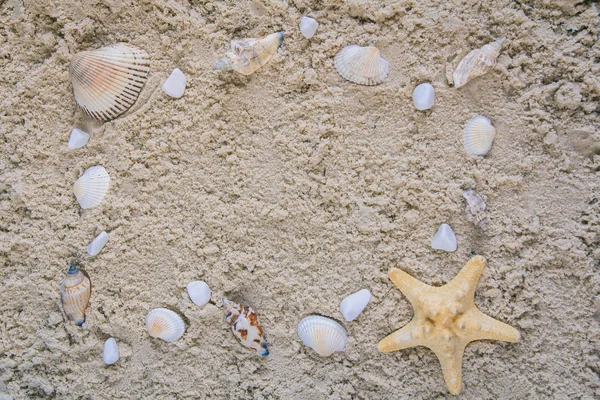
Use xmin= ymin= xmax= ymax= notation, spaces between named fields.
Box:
xmin=453 ymin=38 xmax=504 ymax=88
xmin=222 ymin=298 xmax=269 ymax=356
xmin=60 ymin=264 xmax=91 ymax=326
xmin=464 ymin=115 xmax=496 ymax=156
xmin=69 ymin=43 xmax=150 ymax=121
xmin=334 ymin=45 xmax=389 ymax=86
xmin=297 ymin=316 xmax=347 ymax=357
xmin=145 ymin=308 xmax=185 ymax=342
xmin=73 ymin=166 xmax=110 ymax=209
xmin=215 ymin=32 xmax=284 ymax=76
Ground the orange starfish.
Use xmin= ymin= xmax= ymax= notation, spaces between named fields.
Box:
xmin=378 ymin=255 xmax=519 ymax=395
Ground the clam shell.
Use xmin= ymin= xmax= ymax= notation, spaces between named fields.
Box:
xmin=73 ymin=166 xmax=110 ymax=209
xmin=464 ymin=115 xmax=496 ymax=156
xmin=222 ymin=298 xmax=269 ymax=356
xmin=334 ymin=45 xmax=389 ymax=86
xmin=103 ymin=337 xmax=119 ymax=365
xmin=187 ymin=281 xmax=211 ymax=307
xmin=60 ymin=264 xmax=91 ymax=326
xmin=453 ymin=38 xmax=504 ymax=88
xmin=297 ymin=316 xmax=347 ymax=357
xmin=145 ymin=308 xmax=185 ymax=342
xmin=215 ymin=32 xmax=284 ymax=76
xmin=69 ymin=43 xmax=150 ymax=121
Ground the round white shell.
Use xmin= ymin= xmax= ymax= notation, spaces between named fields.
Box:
xmin=464 ymin=115 xmax=496 ymax=156
xmin=73 ymin=166 xmax=110 ymax=209
xmin=334 ymin=45 xmax=389 ymax=86
xmin=300 ymin=16 xmax=319 ymax=39
xmin=145 ymin=308 xmax=185 ymax=342
xmin=186 ymin=281 xmax=211 ymax=306
xmin=412 ymin=83 xmax=435 ymax=111
xmin=340 ymin=289 xmax=372 ymax=321
xmin=297 ymin=316 xmax=347 ymax=357
xmin=103 ymin=337 xmax=119 ymax=365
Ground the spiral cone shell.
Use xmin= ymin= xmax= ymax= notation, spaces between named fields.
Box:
xmin=222 ymin=298 xmax=269 ymax=356
xmin=215 ymin=32 xmax=284 ymax=76
xmin=453 ymin=38 xmax=504 ymax=88
xmin=60 ymin=265 xmax=91 ymax=326
xmin=334 ymin=45 xmax=389 ymax=86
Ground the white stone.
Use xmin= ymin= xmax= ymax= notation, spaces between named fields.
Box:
xmin=162 ymin=68 xmax=186 ymax=98
xmin=87 ymin=231 xmax=108 ymax=256
xmin=300 ymin=16 xmax=319 ymax=39
xmin=340 ymin=289 xmax=372 ymax=321
xmin=187 ymin=281 xmax=211 ymax=306
xmin=412 ymin=83 xmax=435 ymax=110
xmin=68 ymin=128 xmax=89 ymax=150
xmin=103 ymin=337 xmax=119 ymax=365
xmin=431 ymin=223 xmax=457 ymax=252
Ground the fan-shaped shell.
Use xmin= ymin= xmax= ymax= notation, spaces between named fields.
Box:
xmin=453 ymin=38 xmax=504 ymax=88
xmin=464 ymin=115 xmax=496 ymax=156
xmin=215 ymin=32 xmax=284 ymax=76
xmin=145 ymin=308 xmax=185 ymax=342
xmin=60 ymin=264 xmax=91 ymax=326
xmin=297 ymin=316 xmax=347 ymax=356
xmin=69 ymin=43 xmax=150 ymax=121
xmin=73 ymin=166 xmax=110 ymax=209
xmin=222 ymin=298 xmax=269 ymax=356
xmin=334 ymin=45 xmax=389 ymax=86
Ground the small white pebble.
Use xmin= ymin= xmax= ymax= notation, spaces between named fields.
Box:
xmin=68 ymin=128 xmax=90 ymax=150
xmin=340 ymin=289 xmax=372 ymax=321
xmin=187 ymin=281 xmax=211 ymax=306
xmin=103 ymin=337 xmax=119 ymax=365
xmin=412 ymin=83 xmax=435 ymax=111
xmin=431 ymin=223 xmax=457 ymax=252
xmin=162 ymin=68 xmax=186 ymax=98
xmin=300 ymin=16 xmax=319 ymax=39
xmin=87 ymin=231 xmax=108 ymax=256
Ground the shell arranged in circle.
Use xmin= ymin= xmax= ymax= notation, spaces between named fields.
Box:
xmin=69 ymin=43 xmax=150 ymax=121
xmin=464 ymin=115 xmax=496 ymax=156
xmin=222 ymin=298 xmax=269 ymax=356
xmin=453 ymin=38 xmax=504 ymax=89
xmin=60 ymin=264 xmax=91 ymax=326
xmin=215 ymin=32 xmax=284 ymax=76
xmin=334 ymin=45 xmax=389 ymax=86
xmin=297 ymin=316 xmax=347 ymax=357
xmin=73 ymin=166 xmax=110 ymax=209
xmin=145 ymin=308 xmax=185 ymax=342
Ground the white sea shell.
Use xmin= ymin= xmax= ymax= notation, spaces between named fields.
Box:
xmin=340 ymin=289 xmax=372 ymax=321
xmin=186 ymin=281 xmax=211 ymax=306
xmin=463 ymin=190 xmax=486 ymax=229
xmin=145 ymin=308 xmax=185 ymax=342
xmin=297 ymin=316 xmax=347 ymax=357
xmin=215 ymin=32 xmax=284 ymax=76
xmin=69 ymin=43 xmax=150 ymax=121
xmin=103 ymin=337 xmax=119 ymax=365
xmin=334 ymin=45 xmax=389 ymax=86
xmin=162 ymin=68 xmax=186 ymax=98
xmin=432 ymin=223 xmax=457 ymax=252
xmin=453 ymin=38 xmax=504 ymax=88
xmin=73 ymin=166 xmax=110 ymax=209
xmin=68 ymin=128 xmax=90 ymax=150
xmin=412 ymin=83 xmax=435 ymax=111
xmin=87 ymin=231 xmax=108 ymax=256
xmin=300 ymin=17 xmax=319 ymax=39
xmin=464 ymin=115 xmax=496 ymax=156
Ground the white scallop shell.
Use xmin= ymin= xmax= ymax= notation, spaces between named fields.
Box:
xmin=69 ymin=43 xmax=150 ymax=121
xmin=297 ymin=316 xmax=347 ymax=356
xmin=145 ymin=308 xmax=185 ymax=342
xmin=464 ymin=115 xmax=496 ymax=156
xmin=334 ymin=45 xmax=389 ymax=86
xmin=73 ymin=166 xmax=110 ymax=209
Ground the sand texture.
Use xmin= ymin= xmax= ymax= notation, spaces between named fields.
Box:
xmin=1 ymin=0 xmax=599 ymax=398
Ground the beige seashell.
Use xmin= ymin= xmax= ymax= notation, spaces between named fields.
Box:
xmin=464 ymin=115 xmax=496 ymax=156
xmin=334 ymin=45 xmax=389 ymax=86
xmin=222 ymin=298 xmax=268 ymax=356
xmin=453 ymin=38 xmax=504 ymax=88
xmin=145 ymin=308 xmax=185 ymax=342
xmin=60 ymin=264 xmax=91 ymax=326
xmin=69 ymin=43 xmax=150 ymax=121
xmin=297 ymin=316 xmax=347 ymax=356
xmin=215 ymin=32 xmax=284 ymax=76
xmin=73 ymin=166 xmax=110 ymax=209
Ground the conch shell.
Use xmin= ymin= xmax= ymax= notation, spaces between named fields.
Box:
xmin=60 ymin=264 xmax=91 ymax=326
xmin=222 ymin=298 xmax=269 ymax=356
xmin=453 ymin=38 xmax=504 ymax=88
xmin=215 ymin=32 xmax=284 ymax=75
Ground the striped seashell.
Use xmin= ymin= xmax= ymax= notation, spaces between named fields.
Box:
xmin=60 ymin=264 xmax=91 ymax=326
xmin=145 ymin=308 xmax=185 ymax=342
xmin=222 ymin=298 xmax=269 ymax=356
xmin=464 ymin=115 xmax=496 ymax=156
xmin=215 ymin=32 xmax=284 ymax=76
xmin=334 ymin=45 xmax=389 ymax=86
xmin=453 ymin=38 xmax=504 ymax=89
xmin=69 ymin=43 xmax=150 ymax=121
xmin=297 ymin=316 xmax=347 ymax=356
xmin=73 ymin=166 xmax=110 ymax=209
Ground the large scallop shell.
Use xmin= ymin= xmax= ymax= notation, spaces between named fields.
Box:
xmin=334 ymin=45 xmax=389 ymax=86
xmin=464 ymin=115 xmax=496 ymax=156
xmin=215 ymin=32 xmax=284 ymax=76
xmin=222 ymin=298 xmax=269 ymax=356
xmin=297 ymin=316 xmax=347 ymax=357
xmin=73 ymin=166 xmax=110 ymax=209
xmin=453 ymin=38 xmax=504 ymax=88
xmin=69 ymin=43 xmax=150 ymax=121
xmin=60 ymin=264 xmax=91 ymax=326
xmin=145 ymin=308 xmax=185 ymax=342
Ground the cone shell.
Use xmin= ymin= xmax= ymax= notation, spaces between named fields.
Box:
xmin=69 ymin=43 xmax=150 ymax=121
xmin=297 ymin=316 xmax=347 ymax=357
xmin=453 ymin=38 xmax=504 ymax=88
xmin=73 ymin=166 xmax=110 ymax=209
xmin=464 ymin=115 xmax=496 ymax=156
xmin=215 ymin=32 xmax=284 ymax=76
xmin=60 ymin=264 xmax=91 ymax=326
xmin=334 ymin=45 xmax=389 ymax=86
xmin=222 ymin=298 xmax=269 ymax=356
xmin=145 ymin=308 xmax=185 ymax=342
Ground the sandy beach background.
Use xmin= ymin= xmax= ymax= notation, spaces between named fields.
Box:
xmin=1 ymin=0 xmax=599 ymax=398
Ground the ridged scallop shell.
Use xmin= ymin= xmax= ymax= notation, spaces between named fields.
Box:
xmin=145 ymin=308 xmax=185 ymax=342
xmin=215 ymin=32 xmax=284 ymax=76
xmin=60 ymin=264 xmax=91 ymax=326
xmin=297 ymin=316 xmax=347 ymax=357
xmin=464 ymin=115 xmax=496 ymax=156
xmin=69 ymin=43 xmax=150 ymax=121
xmin=453 ymin=38 xmax=504 ymax=88
xmin=73 ymin=166 xmax=110 ymax=209
xmin=334 ymin=45 xmax=389 ymax=86
xmin=222 ymin=298 xmax=269 ymax=356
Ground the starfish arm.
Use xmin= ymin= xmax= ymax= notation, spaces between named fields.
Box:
xmin=460 ymin=307 xmax=520 ymax=343
xmin=388 ymin=268 xmax=432 ymax=306
xmin=430 ymin=343 xmax=466 ymax=395
xmin=445 ymin=255 xmax=486 ymax=305
xmin=378 ymin=319 xmax=428 ymax=353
